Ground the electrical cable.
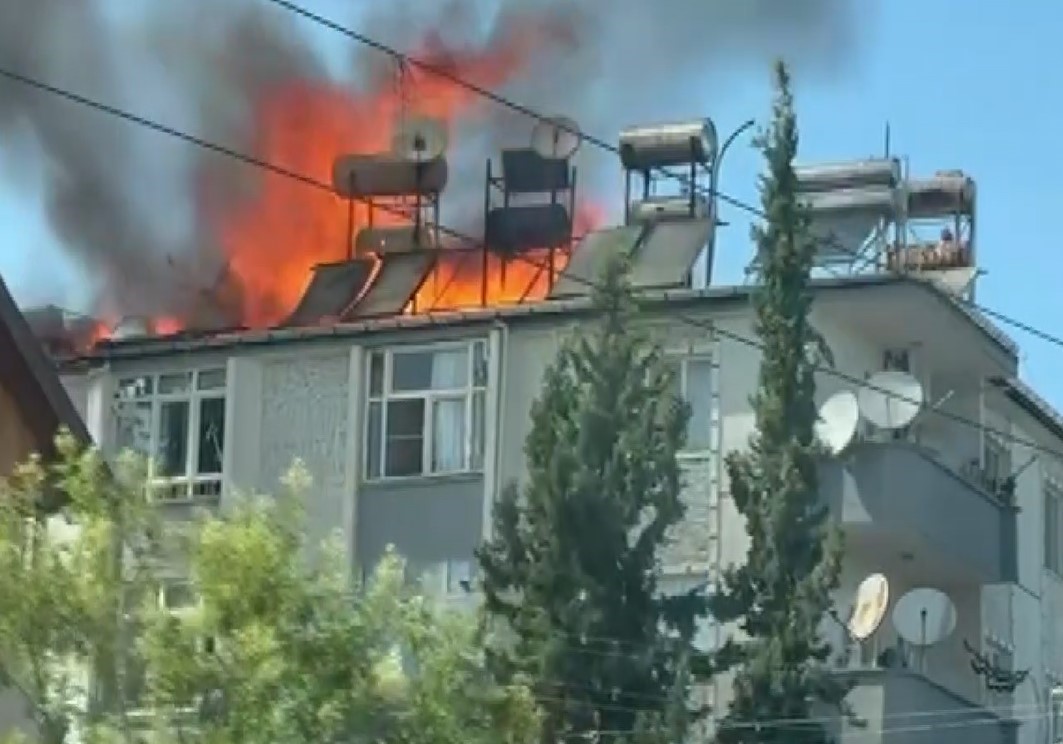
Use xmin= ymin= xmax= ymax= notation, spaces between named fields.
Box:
xmin=0 ymin=64 xmax=1059 ymax=463
xmin=0 ymin=66 xmax=1057 ymax=731
xmin=262 ymin=0 xmax=1063 ymax=351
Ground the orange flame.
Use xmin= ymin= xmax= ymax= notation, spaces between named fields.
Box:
xmin=212 ymin=18 xmax=583 ymax=330
xmin=405 ymin=204 xmax=604 ymax=313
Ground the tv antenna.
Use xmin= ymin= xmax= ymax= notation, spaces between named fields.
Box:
xmin=848 ymin=573 xmax=890 ymax=641
xmin=531 ymin=115 xmax=582 ymax=160
xmin=815 ymin=390 xmax=860 ymax=456
xmin=892 ymin=587 xmax=957 ymax=671
xmin=857 ymin=370 xmax=924 ymax=430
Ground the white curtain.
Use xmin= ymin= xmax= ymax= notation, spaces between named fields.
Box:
xmin=431 ymin=349 xmax=468 ymax=472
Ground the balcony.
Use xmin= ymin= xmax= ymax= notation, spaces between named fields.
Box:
xmin=818 ymin=442 xmax=1017 ymax=584
xmin=830 ymin=669 xmax=1015 ymax=744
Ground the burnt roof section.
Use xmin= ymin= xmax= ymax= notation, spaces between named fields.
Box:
xmin=0 ymin=275 xmax=90 ymax=449
xmin=285 ymin=259 xmax=376 ymax=328
xmin=64 ymin=275 xmax=1018 ymax=368
xmin=345 ymin=251 xmax=434 ymax=319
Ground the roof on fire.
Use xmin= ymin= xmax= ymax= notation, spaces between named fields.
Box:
xmin=61 ymin=272 xmax=1017 ymax=368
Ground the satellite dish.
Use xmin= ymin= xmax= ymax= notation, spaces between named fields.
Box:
xmin=848 ymin=573 xmax=889 ymax=641
xmin=815 ymin=390 xmax=860 ymax=455
xmin=531 ymin=115 xmax=582 ymax=159
xmin=391 ymin=116 xmax=448 ymax=161
xmin=892 ymin=587 xmax=957 ymax=647
xmin=857 ymin=370 xmax=924 ymax=429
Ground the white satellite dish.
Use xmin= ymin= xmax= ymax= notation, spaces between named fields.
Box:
xmin=531 ymin=115 xmax=582 ymax=159
xmin=857 ymin=370 xmax=924 ymax=429
xmin=892 ymin=587 xmax=957 ymax=647
xmin=848 ymin=573 xmax=890 ymax=641
xmin=815 ymin=390 xmax=860 ymax=455
xmin=391 ymin=116 xmax=448 ymax=161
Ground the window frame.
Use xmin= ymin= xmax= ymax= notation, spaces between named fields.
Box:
xmin=114 ymin=368 xmax=228 ymax=503
xmin=668 ymin=353 xmax=717 ymax=458
xmin=363 ymin=339 xmax=488 ymax=481
xmin=1045 ymin=477 xmax=1063 ymax=576
xmin=126 ymin=578 xmax=206 ymax=719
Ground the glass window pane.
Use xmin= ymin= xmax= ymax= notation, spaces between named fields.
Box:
xmin=116 ymin=401 xmax=152 ymax=457
xmin=431 ymin=397 xmax=466 ymax=473
xmin=391 ymin=351 xmax=434 ymax=392
xmin=472 ymin=341 xmax=488 ymax=387
xmin=369 ymin=352 xmax=385 ymax=396
xmin=446 ymin=559 xmax=475 ymax=594
xmin=470 ymin=390 xmax=485 ymax=470
xmin=385 ymin=399 xmax=425 ymax=477
xmin=196 ymin=368 xmax=227 ymax=391
xmin=366 ymin=401 xmax=383 ymax=479
xmin=117 ymin=376 xmax=152 ymax=398
xmin=159 ymin=372 xmax=192 ymax=395
xmin=197 ymin=397 xmax=226 ymax=474
xmin=156 ymin=401 xmax=189 ymax=477
xmin=160 ymin=580 xmax=197 ymax=611
xmin=685 ymin=358 xmax=713 ymax=451
xmin=430 ymin=348 xmax=469 ymax=390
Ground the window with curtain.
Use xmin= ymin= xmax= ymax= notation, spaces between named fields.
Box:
xmin=113 ymin=367 xmax=227 ymax=501
xmin=365 ymin=340 xmax=488 ymax=480
xmin=667 ymin=355 xmax=715 ymax=452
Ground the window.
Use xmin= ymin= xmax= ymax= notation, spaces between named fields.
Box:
xmin=114 ymin=368 xmax=227 ymax=501
xmin=1046 ymin=480 xmax=1063 ymax=575
xmin=158 ymin=578 xmax=199 ymax=615
xmin=668 ymin=356 xmax=715 ymax=452
xmin=1050 ymin=685 xmax=1063 ymax=744
xmin=983 ymin=434 xmax=1011 ymax=484
xmin=365 ymin=341 xmax=487 ymax=479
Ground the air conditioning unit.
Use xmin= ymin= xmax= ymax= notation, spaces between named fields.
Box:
xmin=628 ymin=195 xmax=711 ymax=224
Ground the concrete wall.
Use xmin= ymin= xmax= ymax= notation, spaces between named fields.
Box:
xmin=60 ymin=288 xmax=1052 ymax=744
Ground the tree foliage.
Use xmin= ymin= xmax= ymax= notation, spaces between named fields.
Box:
xmin=707 ymin=62 xmax=846 ymax=744
xmin=0 ymin=438 xmax=540 ymax=744
xmin=476 ymin=253 xmax=709 ymax=744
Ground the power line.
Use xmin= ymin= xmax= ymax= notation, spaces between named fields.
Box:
xmin=4 ymin=63 xmax=1051 ymax=688
xmin=1 ymin=63 xmax=1060 ymax=466
xmin=0 ymin=66 xmax=1051 ymax=736
xmin=263 ymin=0 xmax=1063 ymax=353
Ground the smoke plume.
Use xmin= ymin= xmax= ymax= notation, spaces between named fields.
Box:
xmin=0 ymin=0 xmax=856 ymax=327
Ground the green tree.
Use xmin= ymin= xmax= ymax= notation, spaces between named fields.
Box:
xmin=476 ymin=253 xmax=709 ymax=744
xmin=0 ymin=440 xmax=540 ymax=744
xmin=0 ymin=434 xmax=157 ymax=744
xmin=707 ymin=62 xmax=846 ymax=744
xmin=139 ymin=465 xmax=539 ymax=744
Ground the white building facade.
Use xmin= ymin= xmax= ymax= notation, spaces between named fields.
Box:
xmin=59 ymin=274 xmax=1062 ymax=744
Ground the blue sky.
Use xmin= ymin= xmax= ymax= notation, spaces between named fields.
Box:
xmin=1 ymin=1 xmax=1061 ymax=407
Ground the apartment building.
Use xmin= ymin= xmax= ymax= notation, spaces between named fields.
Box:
xmin=47 ymin=127 xmax=1063 ymax=744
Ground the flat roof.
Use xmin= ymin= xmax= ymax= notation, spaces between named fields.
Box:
xmin=60 ymin=273 xmax=1018 ymax=368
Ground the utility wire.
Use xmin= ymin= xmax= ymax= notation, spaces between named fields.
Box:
xmin=0 ymin=63 xmax=1060 ymax=466
xmin=262 ymin=0 xmax=1063 ymax=351
xmin=0 ymin=66 xmax=1051 ymax=736
xmin=1 ymin=62 xmax=1043 ymax=685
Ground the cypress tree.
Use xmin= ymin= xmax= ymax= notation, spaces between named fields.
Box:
xmin=707 ymin=61 xmax=847 ymax=744
xmin=477 ymin=252 xmax=708 ymax=744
